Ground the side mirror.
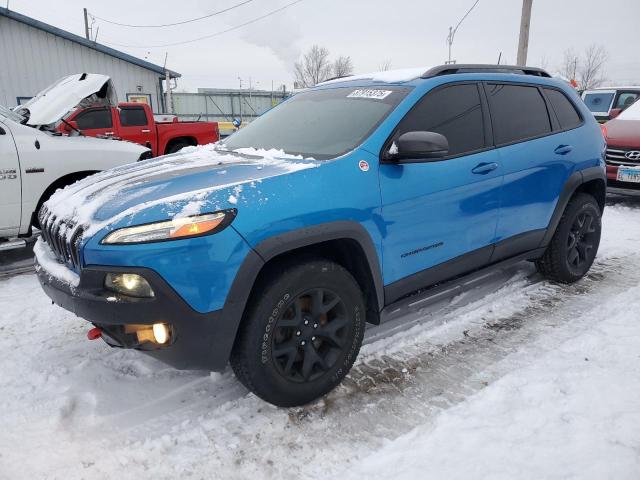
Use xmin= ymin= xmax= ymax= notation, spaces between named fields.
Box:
xmin=387 ymin=131 xmax=449 ymax=162
xmin=609 ymin=108 xmax=622 ymax=119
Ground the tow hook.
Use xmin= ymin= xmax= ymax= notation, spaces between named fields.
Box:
xmin=87 ymin=327 xmax=102 ymax=340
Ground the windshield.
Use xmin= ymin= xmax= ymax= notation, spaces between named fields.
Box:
xmin=582 ymin=92 xmax=615 ymax=113
xmin=222 ymin=86 xmax=410 ymax=159
xmin=0 ymin=104 xmax=26 ymax=123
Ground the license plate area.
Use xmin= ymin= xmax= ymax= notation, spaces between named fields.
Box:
xmin=617 ymin=166 xmax=640 ymax=183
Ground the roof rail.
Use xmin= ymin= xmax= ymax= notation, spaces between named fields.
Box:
xmin=422 ymin=64 xmax=551 ymax=79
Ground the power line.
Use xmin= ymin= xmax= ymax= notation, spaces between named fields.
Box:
xmin=101 ymin=0 xmax=305 ymax=49
xmin=90 ymin=0 xmax=255 ymax=28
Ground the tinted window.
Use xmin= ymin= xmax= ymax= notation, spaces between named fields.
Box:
xmin=223 ymin=87 xmax=410 ymax=159
xmin=120 ymin=107 xmax=148 ymax=126
xmin=395 ymin=83 xmax=485 ymax=156
xmin=544 ymin=88 xmax=582 ymax=130
xmin=75 ymin=109 xmax=112 ymax=129
xmin=487 ymin=84 xmax=551 ymax=145
xmin=582 ymin=92 xmax=614 ymax=113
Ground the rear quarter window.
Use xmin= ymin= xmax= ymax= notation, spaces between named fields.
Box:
xmin=120 ymin=107 xmax=148 ymax=127
xmin=486 ymin=84 xmax=551 ymax=145
xmin=544 ymin=88 xmax=582 ymax=130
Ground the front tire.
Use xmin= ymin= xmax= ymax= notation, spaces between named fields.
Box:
xmin=536 ymin=192 xmax=602 ymax=283
xmin=231 ymin=259 xmax=365 ymax=407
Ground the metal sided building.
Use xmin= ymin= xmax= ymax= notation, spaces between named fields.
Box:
xmin=0 ymin=6 xmax=179 ymax=112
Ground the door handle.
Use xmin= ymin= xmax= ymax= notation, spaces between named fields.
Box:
xmin=141 ymin=129 xmax=151 ymax=133
xmin=471 ymin=162 xmax=499 ymax=175
xmin=554 ymin=144 xmax=573 ymax=155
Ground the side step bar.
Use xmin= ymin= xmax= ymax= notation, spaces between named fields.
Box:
xmin=0 ymin=239 xmax=26 ymax=252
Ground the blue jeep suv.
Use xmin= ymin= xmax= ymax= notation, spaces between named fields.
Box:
xmin=36 ymin=65 xmax=606 ymax=407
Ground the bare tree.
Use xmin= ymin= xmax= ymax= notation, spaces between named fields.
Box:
xmin=294 ymin=45 xmax=332 ymax=88
xmin=333 ymin=56 xmax=354 ymax=77
xmin=557 ymin=45 xmax=608 ymax=89
xmin=559 ymin=48 xmax=580 ymax=81
xmin=579 ymin=44 xmax=608 ymax=90
xmin=378 ymin=59 xmax=392 ymax=71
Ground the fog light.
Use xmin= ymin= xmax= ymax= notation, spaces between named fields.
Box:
xmin=105 ymin=273 xmax=154 ymax=298
xmin=153 ymin=323 xmax=169 ymax=344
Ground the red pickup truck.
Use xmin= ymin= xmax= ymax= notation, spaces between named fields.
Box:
xmin=59 ymin=103 xmax=219 ymax=157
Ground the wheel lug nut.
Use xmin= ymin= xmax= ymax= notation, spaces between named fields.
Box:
xmin=301 ymin=340 xmax=306 ymax=346
xmin=313 ymin=323 xmax=318 ymax=328
xmin=304 ymin=320 xmax=309 ymax=325
xmin=296 ymin=330 xmax=301 ymax=336
xmin=311 ymin=336 xmax=316 ymax=341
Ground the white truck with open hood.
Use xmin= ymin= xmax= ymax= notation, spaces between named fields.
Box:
xmin=0 ymin=73 xmax=150 ymax=248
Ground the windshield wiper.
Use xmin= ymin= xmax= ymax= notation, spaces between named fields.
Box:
xmin=60 ymin=118 xmax=84 ymax=136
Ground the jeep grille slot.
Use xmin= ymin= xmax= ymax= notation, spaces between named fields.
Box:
xmin=38 ymin=206 xmax=82 ymax=271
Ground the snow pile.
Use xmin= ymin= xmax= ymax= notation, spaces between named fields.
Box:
xmin=43 ymin=144 xmax=317 ymax=241
xmin=33 ymin=237 xmax=79 ymax=287
xmin=348 ymin=283 xmax=640 ymax=480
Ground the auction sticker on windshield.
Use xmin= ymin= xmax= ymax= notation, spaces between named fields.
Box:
xmin=347 ymin=89 xmax=392 ymax=100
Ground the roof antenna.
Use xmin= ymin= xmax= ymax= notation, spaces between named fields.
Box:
xmin=497 ymin=51 xmax=502 ymax=65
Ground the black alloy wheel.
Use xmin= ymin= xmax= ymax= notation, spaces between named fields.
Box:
xmin=271 ymin=288 xmax=348 ymax=383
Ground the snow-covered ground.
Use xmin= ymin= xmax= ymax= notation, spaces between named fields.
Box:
xmin=1 ymin=196 xmax=639 ymax=479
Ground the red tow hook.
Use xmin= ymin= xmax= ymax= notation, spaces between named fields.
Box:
xmin=87 ymin=327 xmax=103 ymax=340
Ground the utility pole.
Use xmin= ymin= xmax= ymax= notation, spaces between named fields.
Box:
xmin=83 ymin=8 xmax=90 ymax=40
xmin=445 ymin=0 xmax=480 ymax=65
xmin=516 ymin=0 xmax=533 ymax=66
xmin=163 ymin=52 xmax=173 ymax=114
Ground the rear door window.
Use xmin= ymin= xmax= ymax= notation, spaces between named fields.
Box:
xmin=75 ymin=108 xmax=112 ymax=129
xmin=486 ymin=84 xmax=551 ymax=145
xmin=394 ymin=83 xmax=486 ymax=157
xmin=120 ymin=107 xmax=148 ymax=126
xmin=543 ymin=88 xmax=582 ymax=130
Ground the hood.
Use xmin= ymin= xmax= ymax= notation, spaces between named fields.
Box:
xmin=604 ymin=117 xmax=640 ymax=148
xmin=15 ymin=73 xmax=116 ymax=126
xmin=43 ymin=145 xmax=318 ymax=241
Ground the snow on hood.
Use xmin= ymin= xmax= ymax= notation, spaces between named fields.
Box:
xmin=43 ymin=144 xmax=318 ymax=241
xmin=617 ymin=98 xmax=640 ymax=120
xmin=15 ymin=73 xmax=116 ymax=126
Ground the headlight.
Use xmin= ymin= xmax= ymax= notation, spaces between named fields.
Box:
xmin=105 ymin=273 xmax=155 ymax=298
xmin=101 ymin=210 xmax=236 ymax=245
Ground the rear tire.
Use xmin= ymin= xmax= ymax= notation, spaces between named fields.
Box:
xmin=166 ymin=141 xmax=190 ymax=154
xmin=231 ymin=258 xmax=365 ymax=407
xmin=536 ymin=192 xmax=601 ymax=283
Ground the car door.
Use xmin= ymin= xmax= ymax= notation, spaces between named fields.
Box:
xmin=118 ymin=106 xmax=155 ymax=152
xmin=486 ymin=82 xmax=582 ymax=261
xmin=0 ymin=121 xmax=22 ymax=236
xmin=378 ymin=82 xmax=502 ymax=300
xmin=70 ymin=107 xmax=116 ymax=138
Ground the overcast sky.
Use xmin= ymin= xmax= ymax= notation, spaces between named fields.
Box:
xmin=6 ymin=0 xmax=640 ymax=91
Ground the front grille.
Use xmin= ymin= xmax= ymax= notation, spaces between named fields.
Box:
xmin=38 ymin=206 xmax=83 ymax=270
xmin=605 ymin=147 xmax=640 ymax=166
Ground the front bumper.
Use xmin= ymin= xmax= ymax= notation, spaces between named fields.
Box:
xmin=36 ymin=262 xmax=234 ymax=371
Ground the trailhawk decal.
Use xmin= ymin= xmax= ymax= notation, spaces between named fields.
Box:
xmin=347 ymin=89 xmax=392 ymax=100
xmin=401 ymin=241 xmax=444 ymax=258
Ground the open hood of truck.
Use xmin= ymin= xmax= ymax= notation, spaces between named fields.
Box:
xmin=15 ymin=73 xmax=117 ymax=126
